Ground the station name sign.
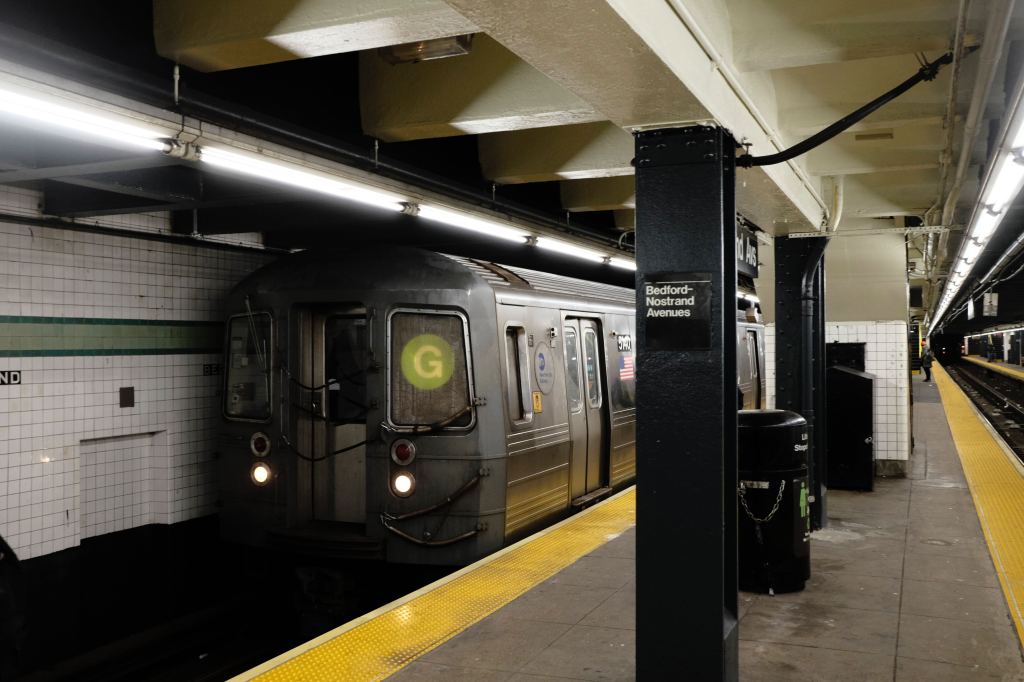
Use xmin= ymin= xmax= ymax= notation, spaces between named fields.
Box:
xmin=642 ymin=273 xmax=712 ymax=351
xmin=0 ymin=370 xmax=21 ymax=386
xmin=737 ymin=224 xmax=759 ymax=279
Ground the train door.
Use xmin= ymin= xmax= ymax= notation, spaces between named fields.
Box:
xmin=746 ymin=329 xmax=762 ymax=408
xmin=296 ymin=309 xmax=368 ymax=525
xmin=564 ymin=317 xmax=609 ymax=502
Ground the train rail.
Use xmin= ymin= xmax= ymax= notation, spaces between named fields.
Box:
xmin=945 ymin=361 xmax=1024 ymax=461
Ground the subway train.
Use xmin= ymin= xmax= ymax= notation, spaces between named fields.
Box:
xmin=218 ymin=247 xmax=765 ymax=565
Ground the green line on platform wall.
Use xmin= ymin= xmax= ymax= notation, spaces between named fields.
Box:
xmin=0 ymin=317 xmax=224 ymax=357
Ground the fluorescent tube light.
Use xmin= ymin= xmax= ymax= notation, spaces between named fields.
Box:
xmin=962 ymin=241 xmax=983 ymax=262
xmin=967 ymin=325 xmax=1024 ymax=338
xmin=983 ymin=155 xmax=1024 ymax=210
xmin=608 ymin=257 xmax=637 ymax=271
xmin=0 ymin=86 xmax=170 ymax=151
xmin=198 ymin=146 xmax=405 ymax=212
xmin=971 ymin=209 xmax=1001 ymax=242
xmin=535 ymin=237 xmax=607 ymax=263
xmin=1012 ymin=118 xmax=1024 ymax=149
xmin=416 ymin=205 xmax=529 ymax=243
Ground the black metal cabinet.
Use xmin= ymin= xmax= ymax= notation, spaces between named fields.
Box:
xmin=826 ymin=366 xmax=875 ymax=491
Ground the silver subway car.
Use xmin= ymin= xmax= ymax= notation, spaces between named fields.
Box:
xmin=219 ymin=247 xmax=764 ymax=565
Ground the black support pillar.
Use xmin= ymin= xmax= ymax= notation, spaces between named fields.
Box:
xmin=775 ymin=236 xmax=829 ymax=529
xmin=635 ymin=125 xmax=738 ymax=680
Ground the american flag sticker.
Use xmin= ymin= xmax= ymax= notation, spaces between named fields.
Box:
xmin=619 ymin=353 xmax=635 ymax=381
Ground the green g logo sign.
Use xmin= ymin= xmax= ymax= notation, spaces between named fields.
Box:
xmin=401 ymin=334 xmax=454 ymax=390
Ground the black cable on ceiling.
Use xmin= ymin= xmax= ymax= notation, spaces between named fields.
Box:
xmin=738 ymin=50 xmax=964 ymax=168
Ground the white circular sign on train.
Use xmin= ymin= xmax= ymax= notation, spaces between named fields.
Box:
xmin=534 ymin=342 xmax=555 ymax=394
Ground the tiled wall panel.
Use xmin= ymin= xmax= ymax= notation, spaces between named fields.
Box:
xmin=0 ymin=185 xmax=273 ymax=558
xmin=765 ymin=320 xmax=910 ymax=462
xmin=81 ymin=432 xmax=167 ymax=538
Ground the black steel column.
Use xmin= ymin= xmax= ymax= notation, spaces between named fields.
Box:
xmin=812 ymin=259 xmax=827 ymax=523
xmin=775 ymin=236 xmax=829 ymax=529
xmin=635 ymin=125 xmax=738 ymax=680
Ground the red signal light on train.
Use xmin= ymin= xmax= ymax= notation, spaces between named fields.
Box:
xmin=391 ymin=439 xmax=416 ymax=465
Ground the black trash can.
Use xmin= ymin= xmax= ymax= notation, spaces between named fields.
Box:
xmin=737 ymin=409 xmax=811 ymax=594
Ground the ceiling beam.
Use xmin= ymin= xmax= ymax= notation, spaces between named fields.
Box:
xmin=728 ymin=0 xmax=961 ymax=73
xmin=360 ymin=34 xmax=603 ymax=141
xmin=153 ymin=0 xmax=476 ymax=72
xmin=780 ymin=103 xmax=948 ymax=136
xmin=479 ymin=123 xmax=633 ymax=184
xmin=840 ymin=172 xmax=939 ymax=218
xmin=805 ymin=147 xmax=940 ymax=176
xmin=614 ymin=209 xmax=635 ymax=231
xmin=561 ymin=176 xmax=636 ymax=212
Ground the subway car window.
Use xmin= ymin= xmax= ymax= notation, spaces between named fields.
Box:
xmin=225 ymin=313 xmax=272 ymax=420
xmin=504 ymin=326 xmax=532 ymax=422
xmin=326 ymin=316 xmax=368 ymax=424
xmin=564 ymin=327 xmax=583 ymax=413
xmin=583 ymin=328 xmax=602 ymax=408
xmin=390 ymin=312 xmax=472 ymax=428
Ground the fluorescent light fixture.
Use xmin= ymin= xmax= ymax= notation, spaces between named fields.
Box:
xmin=1012 ymin=119 xmax=1024 ymax=148
xmin=416 ymin=205 xmax=529 ymax=243
xmin=199 ymin=146 xmax=405 ymax=212
xmin=962 ymin=241 xmax=983 ymax=262
xmin=535 ymin=237 xmax=607 ymax=263
xmin=379 ymin=34 xmax=473 ymax=65
xmin=971 ymin=209 xmax=1001 ymax=242
xmin=0 ymin=86 xmax=171 ymax=151
xmin=608 ymin=257 xmax=637 ymax=271
xmin=966 ymin=325 xmax=1024 ymax=338
xmin=983 ymin=155 xmax=1024 ymax=210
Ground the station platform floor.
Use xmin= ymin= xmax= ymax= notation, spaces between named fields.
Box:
xmin=233 ymin=364 xmax=1024 ymax=681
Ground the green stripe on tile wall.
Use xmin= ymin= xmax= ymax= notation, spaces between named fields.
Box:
xmin=0 ymin=316 xmax=223 ymax=357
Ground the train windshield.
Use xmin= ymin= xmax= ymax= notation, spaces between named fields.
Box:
xmin=224 ymin=313 xmax=272 ymax=420
xmin=390 ymin=311 xmax=472 ymax=428
xmin=326 ymin=316 xmax=367 ymax=424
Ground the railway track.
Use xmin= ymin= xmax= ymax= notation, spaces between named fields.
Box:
xmin=946 ymin=362 xmax=1024 ymax=461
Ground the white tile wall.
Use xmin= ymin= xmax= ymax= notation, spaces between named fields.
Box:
xmin=765 ymin=320 xmax=910 ymax=462
xmin=81 ymin=432 xmax=169 ymax=538
xmin=0 ymin=186 xmax=274 ymax=559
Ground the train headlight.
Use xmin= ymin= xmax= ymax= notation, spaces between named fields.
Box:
xmin=250 ymin=432 xmax=271 ymax=457
xmin=390 ymin=438 xmax=416 ymax=465
xmin=251 ymin=462 xmax=272 ymax=486
xmin=392 ymin=471 xmax=416 ymax=497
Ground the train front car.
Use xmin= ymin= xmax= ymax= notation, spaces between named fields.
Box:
xmin=219 ymin=248 xmax=506 ymax=565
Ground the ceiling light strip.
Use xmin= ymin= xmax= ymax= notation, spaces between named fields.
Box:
xmin=0 ymin=84 xmax=172 ymax=151
xmin=931 ymin=41 xmax=1024 ymax=334
xmin=0 ymin=69 xmax=635 ymax=269
xmin=931 ymin=149 xmax=1024 ymax=330
xmin=964 ymin=325 xmax=1024 ymax=338
xmin=415 ymin=205 xmax=530 ymax=243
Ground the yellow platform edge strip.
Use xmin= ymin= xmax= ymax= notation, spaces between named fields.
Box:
xmin=233 ymin=487 xmax=637 ymax=682
xmin=962 ymin=354 xmax=1024 ymax=382
xmin=933 ymin=365 xmax=1024 ymax=646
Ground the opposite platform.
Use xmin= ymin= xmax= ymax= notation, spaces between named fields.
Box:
xmin=962 ymin=354 xmax=1024 ymax=382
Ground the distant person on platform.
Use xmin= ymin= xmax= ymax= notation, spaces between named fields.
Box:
xmin=921 ymin=346 xmax=934 ymax=382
